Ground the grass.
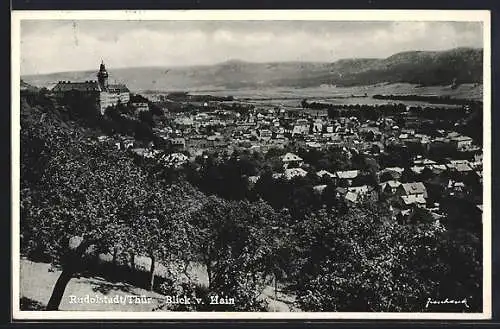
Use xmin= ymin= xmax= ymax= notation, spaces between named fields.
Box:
xmin=19 ymin=259 xmax=299 ymax=312
xmin=190 ymin=83 xmax=483 ymax=102
xmin=20 ymin=259 xmax=165 ymax=311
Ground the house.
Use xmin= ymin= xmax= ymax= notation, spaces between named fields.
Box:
xmin=399 ymin=194 xmax=427 ymax=209
xmin=283 ymin=168 xmax=308 ymax=180
xmin=292 ymin=119 xmax=310 ymax=136
xmin=247 ymin=175 xmax=261 ymax=189
xmin=397 ymin=182 xmax=428 ymax=199
xmin=316 ymin=170 xmax=336 ymax=179
xmin=345 ymin=190 xmax=360 ymax=203
xmin=410 ymin=166 xmax=425 ymax=175
xmin=448 ymin=180 xmax=466 ymax=194
xmin=334 ymin=170 xmax=360 ymax=186
xmin=380 ymin=180 xmax=402 ymax=197
xmin=131 ymin=102 xmax=149 ymax=112
xmin=450 ymin=135 xmax=473 ymax=151
xmin=259 ymin=129 xmax=272 ymax=141
xmin=344 ymin=185 xmax=374 ymax=204
xmin=281 ymin=152 xmax=303 ymax=169
xmin=414 ymin=158 xmax=436 ymax=166
xmin=312 ymin=119 xmax=323 ymax=133
xmin=431 ymin=164 xmax=448 ymax=172
xmin=170 ymin=138 xmax=186 ymax=151
xmin=447 ymin=161 xmax=473 ymax=173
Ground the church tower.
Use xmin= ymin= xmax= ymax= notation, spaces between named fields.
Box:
xmin=97 ymin=60 xmax=109 ymax=91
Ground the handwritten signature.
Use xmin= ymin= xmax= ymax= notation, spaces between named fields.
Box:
xmin=425 ymin=297 xmax=470 ymax=309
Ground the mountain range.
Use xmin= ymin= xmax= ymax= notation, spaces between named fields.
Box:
xmin=22 ymin=47 xmax=483 ymax=92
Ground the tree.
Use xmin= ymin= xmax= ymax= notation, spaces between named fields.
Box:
xmin=60 ymin=90 xmax=100 ymax=123
xmin=22 ymin=138 xmax=147 ymax=309
xmin=379 ymin=170 xmax=397 ymax=183
xmin=150 ymin=103 xmax=163 ymax=117
xmin=20 ymin=107 xmax=198 ymax=308
xmin=293 ymin=202 xmax=479 ymax=312
xmin=301 ymin=99 xmax=308 ymax=109
xmin=187 ymin=197 xmax=283 ymax=311
xmin=104 ymin=106 xmax=120 ymax=120
xmin=125 ymin=182 xmax=204 ymax=291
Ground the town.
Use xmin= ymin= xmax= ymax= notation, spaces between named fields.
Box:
xmin=57 ymin=62 xmax=483 ymax=229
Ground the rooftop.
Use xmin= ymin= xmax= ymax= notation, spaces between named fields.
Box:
xmin=281 ymin=152 xmax=303 ymax=162
xmin=335 ymin=170 xmax=359 ymax=179
xmin=401 ymin=194 xmax=426 ymax=205
xmin=401 ymin=182 xmax=427 ymax=196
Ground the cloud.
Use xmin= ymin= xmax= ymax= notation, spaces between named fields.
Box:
xmin=20 ymin=20 xmax=483 ymax=75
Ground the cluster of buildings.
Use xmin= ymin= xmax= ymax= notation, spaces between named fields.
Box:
xmin=67 ymin=64 xmax=481 ymax=224
xmin=110 ymin=95 xmax=481 ymax=222
xmin=146 ymin=102 xmax=479 ymax=223
xmin=52 ymin=61 xmax=131 ymax=115
xmin=139 ymin=103 xmax=479 ymax=166
xmin=255 ymin=147 xmax=481 ymax=222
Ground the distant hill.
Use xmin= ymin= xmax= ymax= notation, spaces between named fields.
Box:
xmin=20 ymin=79 xmax=39 ymax=92
xmin=22 ymin=47 xmax=483 ymax=92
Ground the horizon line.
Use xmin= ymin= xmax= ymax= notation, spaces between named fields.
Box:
xmin=21 ymin=46 xmax=483 ymax=77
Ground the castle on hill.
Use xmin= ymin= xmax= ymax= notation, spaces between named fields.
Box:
xmin=52 ymin=61 xmax=130 ymax=115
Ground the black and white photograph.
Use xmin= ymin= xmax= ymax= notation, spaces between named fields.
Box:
xmin=12 ymin=10 xmax=491 ymax=319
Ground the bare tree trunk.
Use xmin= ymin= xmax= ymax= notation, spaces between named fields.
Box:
xmin=149 ymin=254 xmax=156 ymax=291
xmin=182 ymin=261 xmax=191 ymax=281
xmin=46 ymin=269 xmax=73 ymax=311
xmin=206 ymin=263 xmax=212 ymax=289
xmin=130 ymin=253 xmax=135 ymax=270
xmin=46 ymin=238 xmax=93 ymax=311
xmin=274 ymin=273 xmax=278 ymax=301
xmin=112 ymin=247 xmax=118 ymax=267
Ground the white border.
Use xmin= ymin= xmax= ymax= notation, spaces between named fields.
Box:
xmin=11 ymin=9 xmax=492 ymax=320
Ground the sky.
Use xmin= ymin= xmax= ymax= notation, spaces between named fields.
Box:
xmin=20 ymin=20 xmax=483 ymax=75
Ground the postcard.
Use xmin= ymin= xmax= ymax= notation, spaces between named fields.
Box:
xmin=11 ymin=9 xmax=491 ymax=320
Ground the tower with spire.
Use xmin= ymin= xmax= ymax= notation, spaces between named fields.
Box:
xmin=97 ymin=60 xmax=109 ymax=91
xmin=52 ymin=60 xmax=130 ymax=115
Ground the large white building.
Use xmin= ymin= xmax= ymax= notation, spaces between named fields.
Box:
xmin=52 ymin=61 xmax=130 ymax=115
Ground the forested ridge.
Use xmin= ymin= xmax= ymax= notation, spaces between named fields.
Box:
xmin=23 ymin=47 xmax=482 ymax=91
